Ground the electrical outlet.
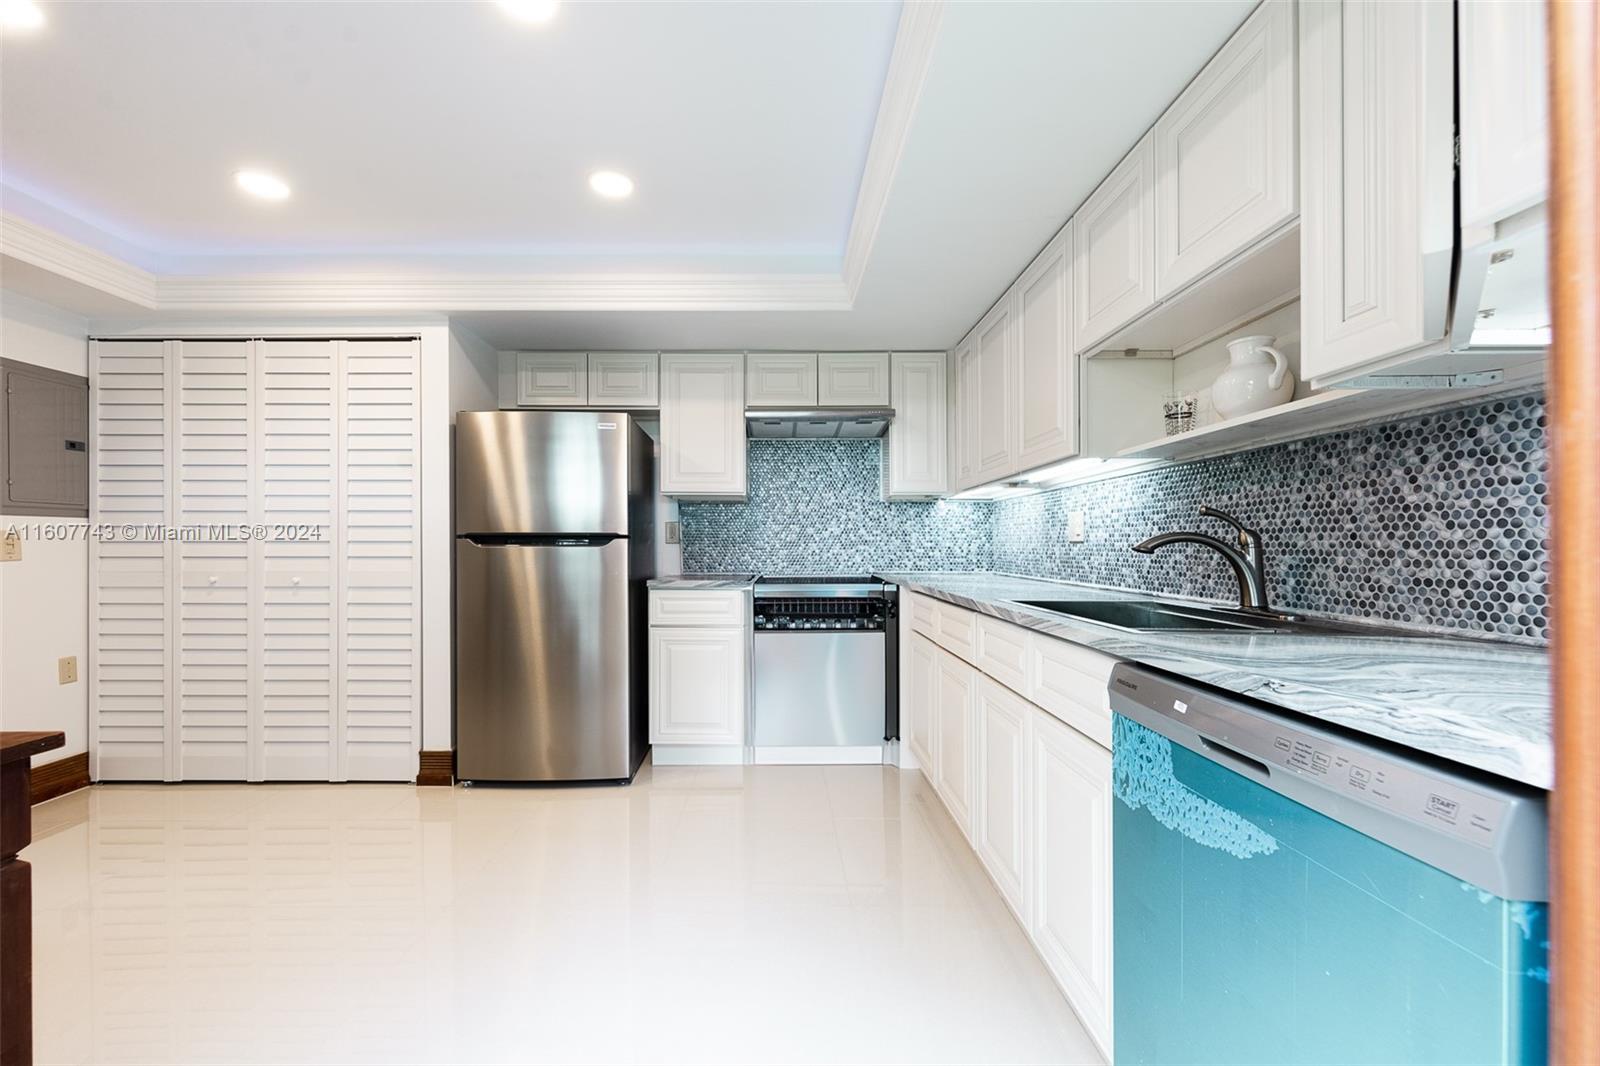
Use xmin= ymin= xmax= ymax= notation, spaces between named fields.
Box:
xmin=1068 ymin=511 xmax=1086 ymax=543
xmin=664 ymin=520 xmax=681 ymax=545
xmin=1 ymin=530 xmax=20 ymax=562
xmin=58 ymin=655 xmax=78 ymax=685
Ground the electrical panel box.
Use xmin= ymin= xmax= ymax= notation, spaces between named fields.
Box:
xmin=0 ymin=358 xmax=89 ymax=517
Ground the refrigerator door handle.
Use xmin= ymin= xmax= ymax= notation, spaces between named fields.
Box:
xmin=463 ymin=533 xmax=626 ymax=547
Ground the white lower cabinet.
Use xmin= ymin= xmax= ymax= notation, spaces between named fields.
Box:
xmin=975 ymin=676 xmax=1031 ymax=921
xmin=934 ymin=647 xmax=976 ymax=836
xmin=907 ymin=632 xmax=939 ymax=771
xmin=647 ymin=589 xmax=748 ymax=760
xmin=1030 ymin=709 xmax=1113 ymax=1056
xmin=903 ymin=595 xmax=1114 ymax=1057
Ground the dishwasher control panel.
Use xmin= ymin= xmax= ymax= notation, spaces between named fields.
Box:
xmin=753 ymin=597 xmax=888 ymax=631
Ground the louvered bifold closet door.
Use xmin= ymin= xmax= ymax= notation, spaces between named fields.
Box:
xmin=174 ymin=340 xmax=254 ymax=780
xmin=337 ymin=339 xmax=421 ymax=781
xmin=257 ymin=340 xmax=338 ymax=780
xmin=90 ymin=340 xmax=174 ymax=780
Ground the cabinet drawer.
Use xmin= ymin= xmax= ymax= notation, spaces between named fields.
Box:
xmin=1026 ymin=635 xmax=1115 ymax=750
xmin=933 ymin=601 xmax=977 ymax=662
xmin=975 ymin=615 xmax=1029 ymax=694
xmin=648 ymin=589 xmax=747 ymax=627
xmin=909 ymin=593 xmax=939 ymax=637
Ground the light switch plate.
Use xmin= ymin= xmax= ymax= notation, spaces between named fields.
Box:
xmin=1068 ymin=511 xmax=1086 ymax=543
xmin=58 ymin=655 xmax=78 ymax=685
xmin=1 ymin=530 xmax=19 ymax=562
xmin=665 ymin=520 xmax=681 ymax=545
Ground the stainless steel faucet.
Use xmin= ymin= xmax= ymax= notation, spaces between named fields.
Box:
xmin=1131 ymin=505 xmax=1271 ymax=612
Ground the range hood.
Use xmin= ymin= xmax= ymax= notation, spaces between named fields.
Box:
xmin=745 ymin=408 xmax=894 ymax=439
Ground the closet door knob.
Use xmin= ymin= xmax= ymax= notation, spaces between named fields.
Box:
xmin=208 ymin=576 xmax=218 ymax=585
xmin=291 ymin=577 xmax=301 ymax=586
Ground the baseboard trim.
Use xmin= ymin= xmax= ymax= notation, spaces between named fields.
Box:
xmin=30 ymin=752 xmax=89 ymax=804
xmin=416 ymin=750 xmax=454 ymax=786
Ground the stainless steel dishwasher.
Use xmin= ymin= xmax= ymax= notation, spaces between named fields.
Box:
xmin=751 ymin=576 xmax=897 ymax=761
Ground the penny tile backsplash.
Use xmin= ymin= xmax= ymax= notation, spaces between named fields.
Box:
xmin=680 ymin=392 xmax=1549 ymax=644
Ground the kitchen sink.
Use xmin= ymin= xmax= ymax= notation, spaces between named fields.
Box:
xmin=1009 ymin=599 xmax=1295 ymax=633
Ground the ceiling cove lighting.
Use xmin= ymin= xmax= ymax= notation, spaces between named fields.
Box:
xmin=0 ymin=0 xmax=45 ymax=31
xmin=498 ymin=0 xmax=559 ymax=24
xmin=588 ymin=170 xmax=634 ymax=200
xmin=234 ymin=169 xmax=292 ymax=201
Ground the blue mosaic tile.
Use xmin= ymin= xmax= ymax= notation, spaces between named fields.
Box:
xmin=678 ymin=393 xmax=1549 ymax=644
xmin=678 ymin=440 xmax=992 ymax=573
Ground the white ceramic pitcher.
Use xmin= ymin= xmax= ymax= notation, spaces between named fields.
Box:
xmin=1211 ymin=334 xmax=1294 ymax=420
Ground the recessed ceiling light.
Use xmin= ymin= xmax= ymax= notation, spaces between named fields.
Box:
xmin=588 ymin=170 xmax=634 ymax=200
xmin=234 ymin=169 xmax=291 ymax=201
xmin=0 ymin=0 xmax=46 ymax=31
xmin=497 ymin=0 xmax=558 ymax=24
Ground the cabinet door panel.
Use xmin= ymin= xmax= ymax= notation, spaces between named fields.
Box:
xmin=1459 ymin=0 xmax=1547 ymax=230
xmin=649 ymin=628 xmax=746 ymax=744
xmin=935 ymin=648 xmax=975 ymax=836
xmin=1031 ymin=711 xmax=1113 ymax=1056
xmin=976 ymin=677 xmax=1031 ymax=921
xmin=883 ymin=352 xmax=949 ymax=499
xmin=952 ymin=336 xmax=980 ymax=490
xmin=1154 ymin=0 xmax=1297 ymax=297
xmin=588 ymin=352 xmax=659 ymax=408
xmin=515 ymin=352 xmax=588 ymax=406
xmin=818 ymin=352 xmax=890 ymax=406
xmin=1298 ymin=0 xmax=1453 ymax=384
xmin=1074 ymin=133 xmax=1156 ymax=352
xmin=974 ymin=303 xmax=1016 ymax=481
xmin=1014 ymin=227 xmax=1077 ymax=470
xmin=907 ymin=632 xmax=939 ymax=776
xmin=746 ymin=353 xmax=818 ymax=407
xmin=660 ymin=354 xmax=746 ymax=497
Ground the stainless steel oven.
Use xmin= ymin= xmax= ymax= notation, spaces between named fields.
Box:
xmin=751 ymin=576 xmax=898 ymax=757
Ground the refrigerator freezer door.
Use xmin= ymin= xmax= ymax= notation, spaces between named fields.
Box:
xmin=456 ymin=537 xmax=637 ymax=780
xmin=455 ymin=410 xmax=633 ymax=535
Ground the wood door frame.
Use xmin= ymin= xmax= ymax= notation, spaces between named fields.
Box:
xmin=1547 ymin=0 xmax=1599 ymax=1059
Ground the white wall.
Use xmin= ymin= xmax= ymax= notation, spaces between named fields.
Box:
xmin=0 ymin=292 xmax=91 ymax=766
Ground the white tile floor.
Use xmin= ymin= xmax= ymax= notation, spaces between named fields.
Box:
xmin=28 ymin=761 xmax=1103 ymax=1065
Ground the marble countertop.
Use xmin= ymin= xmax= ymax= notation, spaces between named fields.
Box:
xmin=648 ymin=574 xmax=757 ymax=590
xmin=880 ymin=572 xmax=1552 ymax=790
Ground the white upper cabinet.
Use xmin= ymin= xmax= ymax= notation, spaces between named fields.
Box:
xmin=1153 ymin=0 xmax=1297 ymax=298
xmin=952 ymin=333 xmax=981 ymax=490
xmin=660 ymin=353 xmax=747 ymax=499
xmin=746 ymin=353 xmax=819 ymax=406
xmin=1074 ymin=132 xmax=1156 ymax=353
xmin=973 ymin=301 xmax=1017 ymax=482
xmin=818 ymin=352 xmax=890 ymax=406
xmin=1012 ymin=225 xmax=1078 ymax=471
xmin=883 ymin=351 xmax=949 ymax=499
xmin=587 ymin=352 xmax=659 ymax=408
xmin=1298 ymin=0 xmax=1454 ymax=385
xmin=1459 ymin=0 xmax=1548 ymax=232
xmin=515 ymin=351 xmax=588 ymax=406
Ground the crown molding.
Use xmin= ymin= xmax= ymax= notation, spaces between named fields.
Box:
xmin=0 ymin=212 xmax=159 ymax=307
xmin=840 ymin=0 xmax=946 ymax=301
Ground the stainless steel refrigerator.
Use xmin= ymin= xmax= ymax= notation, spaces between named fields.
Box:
xmin=454 ymin=411 xmax=655 ymax=782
